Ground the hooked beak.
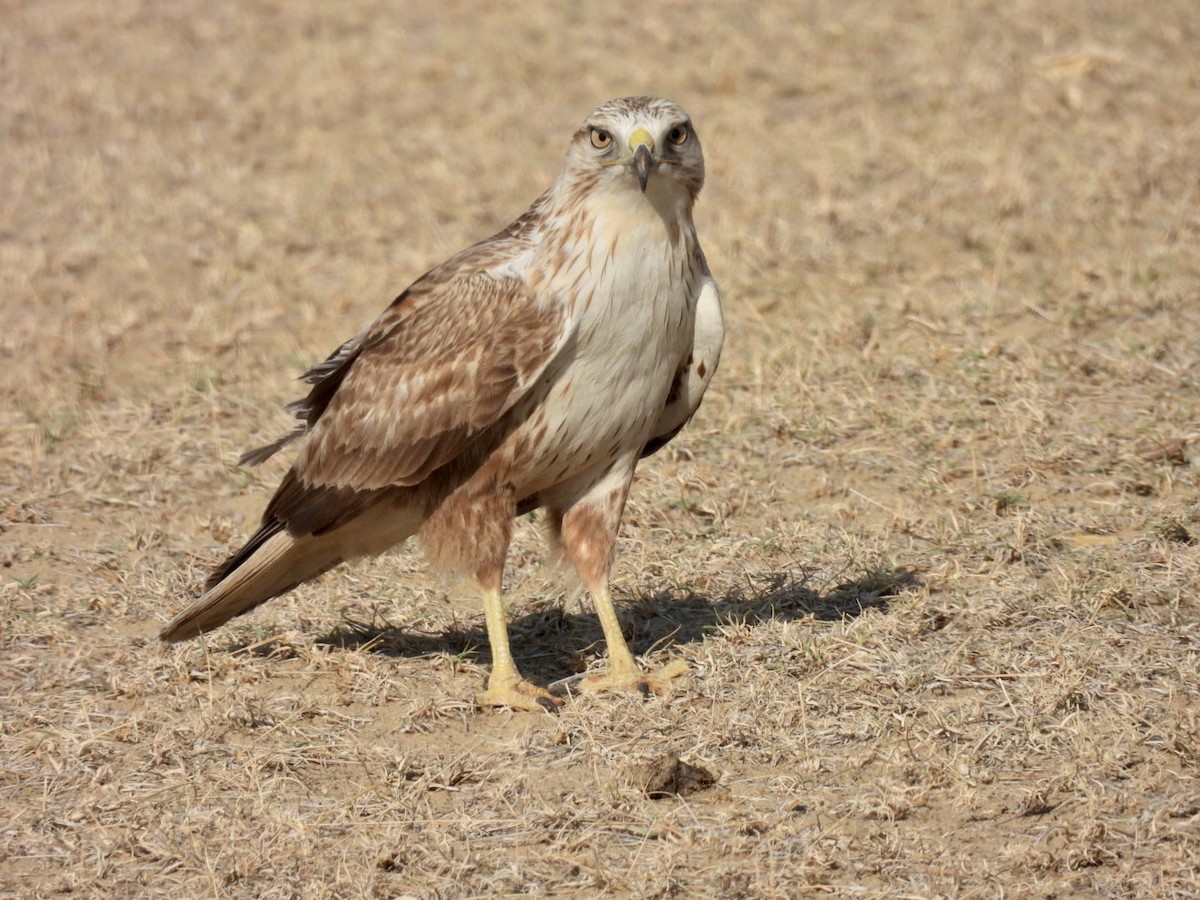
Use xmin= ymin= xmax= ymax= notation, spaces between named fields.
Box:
xmin=629 ymin=127 xmax=655 ymax=193
xmin=633 ymin=145 xmax=653 ymax=192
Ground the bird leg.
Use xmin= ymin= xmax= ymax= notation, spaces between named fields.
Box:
xmin=556 ymin=477 xmax=688 ymax=697
xmin=582 ymin=584 xmax=689 ymax=696
xmin=475 ymin=582 xmax=561 ymax=713
xmin=423 ymin=486 xmax=558 ymax=712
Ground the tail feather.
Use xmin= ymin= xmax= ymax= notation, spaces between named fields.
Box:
xmin=160 ymin=525 xmax=343 ymax=642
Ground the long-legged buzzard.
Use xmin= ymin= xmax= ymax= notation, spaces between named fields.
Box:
xmin=161 ymin=97 xmax=724 ymax=711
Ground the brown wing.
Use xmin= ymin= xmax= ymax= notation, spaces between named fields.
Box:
xmin=249 ymin=253 xmax=571 ymax=536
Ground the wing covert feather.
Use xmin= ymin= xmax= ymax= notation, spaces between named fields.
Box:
xmin=292 ymin=271 xmax=570 ymax=492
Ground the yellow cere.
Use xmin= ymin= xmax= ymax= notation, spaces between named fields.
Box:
xmin=628 ymin=127 xmax=655 ymax=152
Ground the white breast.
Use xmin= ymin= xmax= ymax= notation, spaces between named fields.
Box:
xmin=516 ymin=193 xmax=704 ymax=491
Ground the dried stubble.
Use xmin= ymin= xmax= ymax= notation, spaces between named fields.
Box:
xmin=3 ymin=1 xmax=1199 ymax=896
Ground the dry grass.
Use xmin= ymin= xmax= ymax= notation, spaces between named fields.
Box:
xmin=4 ymin=1 xmax=1200 ymax=896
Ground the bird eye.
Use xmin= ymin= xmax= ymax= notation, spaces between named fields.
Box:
xmin=667 ymin=124 xmax=689 ymax=146
xmin=590 ymin=128 xmax=612 ymax=150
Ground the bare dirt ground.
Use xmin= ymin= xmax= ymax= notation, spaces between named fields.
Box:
xmin=3 ymin=1 xmax=1199 ymax=896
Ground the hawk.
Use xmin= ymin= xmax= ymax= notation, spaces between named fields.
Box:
xmin=161 ymin=97 xmax=724 ymax=711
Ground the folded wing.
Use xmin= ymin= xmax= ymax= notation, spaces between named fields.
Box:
xmin=643 ymin=276 xmax=724 ymax=459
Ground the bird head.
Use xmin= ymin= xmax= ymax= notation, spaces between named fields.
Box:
xmin=564 ymin=97 xmax=706 ymax=209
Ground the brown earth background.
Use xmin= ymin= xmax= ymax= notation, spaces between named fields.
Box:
xmin=3 ymin=1 xmax=1200 ymax=896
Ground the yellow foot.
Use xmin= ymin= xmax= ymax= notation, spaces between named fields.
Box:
xmin=476 ymin=676 xmax=562 ymax=713
xmin=579 ymin=658 xmax=689 ymax=698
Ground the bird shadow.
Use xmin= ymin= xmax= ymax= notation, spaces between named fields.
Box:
xmin=308 ymin=566 xmax=922 ymax=687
